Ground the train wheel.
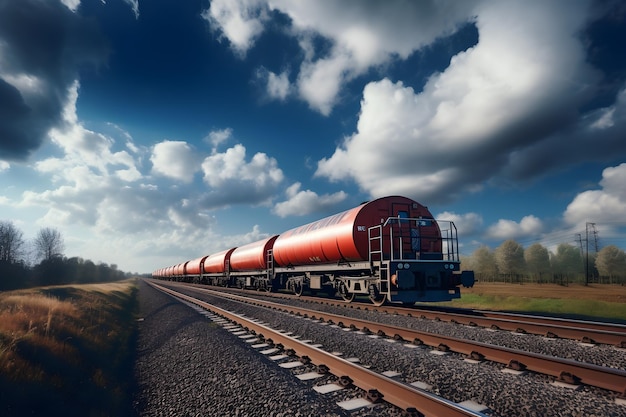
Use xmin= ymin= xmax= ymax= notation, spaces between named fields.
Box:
xmin=338 ymin=282 xmax=355 ymax=302
xmin=369 ymin=293 xmax=387 ymax=306
xmin=294 ymin=281 xmax=304 ymax=297
xmin=340 ymin=292 xmax=355 ymax=302
xmin=368 ymin=284 xmax=387 ymax=306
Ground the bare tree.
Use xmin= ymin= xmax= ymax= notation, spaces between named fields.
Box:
xmin=0 ymin=221 xmax=25 ymax=263
xmin=34 ymin=227 xmax=65 ymax=261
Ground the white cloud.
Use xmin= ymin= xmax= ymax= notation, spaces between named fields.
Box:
xmin=255 ymin=67 xmax=293 ymax=102
xmin=564 ymin=163 xmax=626 ymax=225
xmin=436 ymin=211 xmax=484 ymax=237
xmin=201 ymin=144 xmax=284 ymax=204
xmin=205 ymin=128 xmax=233 ymax=149
xmin=278 ymin=1 xmax=478 ymax=114
xmin=202 ymin=0 xmax=268 ymax=57
xmin=123 ymin=0 xmax=140 ymax=19
xmin=315 ymin=78 xmax=477 ymax=199
xmin=205 ymin=0 xmax=475 ymax=114
xmin=266 ymin=70 xmax=291 ymax=101
xmin=150 ymin=140 xmax=200 ymax=183
xmin=297 ymin=53 xmax=350 ymax=116
xmin=38 ymin=81 xmax=142 ymax=184
xmin=273 ymin=182 xmax=347 ymax=217
xmin=60 ymin=0 xmax=81 ymax=13
xmin=314 ymin=2 xmax=612 ymax=202
xmin=15 ymin=83 xmax=216 ymax=271
xmin=486 ymin=215 xmax=543 ymax=240
xmin=207 ymin=1 xmax=626 ymax=208
xmin=0 ymin=161 xmax=9 ymax=172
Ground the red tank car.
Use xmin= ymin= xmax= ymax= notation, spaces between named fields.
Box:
xmin=203 ymin=248 xmax=236 ymax=273
xmin=201 ymin=248 xmax=236 ymax=286
xmin=186 ymin=255 xmax=209 ymax=275
xmin=230 ymin=236 xmax=279 ymax=270
xmin=229 ymin=236 xmax=279 ymax=289
xmin=273 ymin=196 xmax=437 ymax=266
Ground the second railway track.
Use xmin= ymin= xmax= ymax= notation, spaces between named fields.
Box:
xmin=195 ymin=283 xmax=626 ymax=347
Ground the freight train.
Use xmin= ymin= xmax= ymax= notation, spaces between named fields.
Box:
xmin=152 ymin=196 xmax=475 ymax=305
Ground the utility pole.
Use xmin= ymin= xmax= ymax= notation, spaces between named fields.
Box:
xmin=584 ymin=222 xmax=597 ymax=286
xmin=585 ymin=224 xmax=589 ymax=286
xmin=576 ymin=234 xmax=584 ymax=256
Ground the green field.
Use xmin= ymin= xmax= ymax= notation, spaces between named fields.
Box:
xmin=436 ymin=282 xmax=626 ymax=322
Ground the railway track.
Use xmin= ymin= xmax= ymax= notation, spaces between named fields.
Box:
xmin=148 ymin=280 xmax=488 ymax=417
xmin=160 ymin=281 xmax=626 ymax=396
xmin=183 ymin=282 xmax=626 ymax=347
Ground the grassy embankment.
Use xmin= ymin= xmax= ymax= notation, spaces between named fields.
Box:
xmin=0 ymin=279 xmax=138 ymax=417
xmin=435 ymin=282 xmax=626 ymax=322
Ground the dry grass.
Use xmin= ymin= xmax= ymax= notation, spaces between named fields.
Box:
xmin=0 ymin=279 xmax=139 ymax=417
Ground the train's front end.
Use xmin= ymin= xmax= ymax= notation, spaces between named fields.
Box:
xmin=367 ymin=200 xmax=475 ymax=304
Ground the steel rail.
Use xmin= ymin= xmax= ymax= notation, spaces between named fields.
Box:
xmin=372 ymin=306 xmax=626 ymax=347
xmin=185 ymin=283 xmax=626 ymax=347
xmin=162 ymin=281 xmax=626 ymax=395
xmin=148 ymin=281 xmax=487 ymax=417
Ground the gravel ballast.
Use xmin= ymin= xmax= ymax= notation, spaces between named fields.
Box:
xmin=150 ymin=282 xmax=626 ymax=417
xmin=134 ymin=280 xmax=387 ymax=417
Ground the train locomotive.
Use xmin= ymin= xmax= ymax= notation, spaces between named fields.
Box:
xmin=153 ymin=196 xmax=475 ymax=305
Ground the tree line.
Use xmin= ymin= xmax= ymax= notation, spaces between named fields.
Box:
xmin=0 ymin=220 xmax=132 ymax=291
xmin=462 ymin=240 xmax=626 ymax=285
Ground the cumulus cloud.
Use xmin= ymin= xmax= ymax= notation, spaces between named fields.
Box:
xmin=204 ymin=128 xmax=233 ymax=149
xmin=202 ymin=0 xmax=269 ymax=57
xmin=207 ymin=1 xmax=625 ymax=206
xmin=0 ymin=0 xmax=109 ymax=161
xmin=20 ymin=81 xmax=145 ymax=227
xmin=436 ymin=211 xmax=484 ymax=237
xmin=20 ymin=86 xmax=287 ymax=248
xmin=313 ymin=2 xmax=626 ymax=203
xmin=273 ymin=182 xmax=347 ymax=217
xmin=11 ymin=84 xmax=228 ymax=269
xmin=205 ymin=0 xmax=475 ymax=114
xmin=38 ymin=81 xmax=141 ymax=183
xmin=255 ymin=67 xmax=291 ymax=101
xmin=564 ymin=163 xmax=626 ymax=225
xmin=486 ymin=215 xmax=543 ymax=240
xmin=201 ymin=144 xmax=284 ymax=204
xmin=151 ymin=140 xmax=201 ymax=183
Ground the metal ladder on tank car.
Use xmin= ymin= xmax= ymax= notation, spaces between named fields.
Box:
xmin=368 ymin=225 xmax=390 ymax=295
xmin=266 ymin=249 xmax=274 ymax=291
xmin=224 ymin=259 xmax=231 ymax=287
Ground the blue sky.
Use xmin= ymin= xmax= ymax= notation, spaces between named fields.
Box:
xmin=1 ymin=0 xmax=626 ymax=274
